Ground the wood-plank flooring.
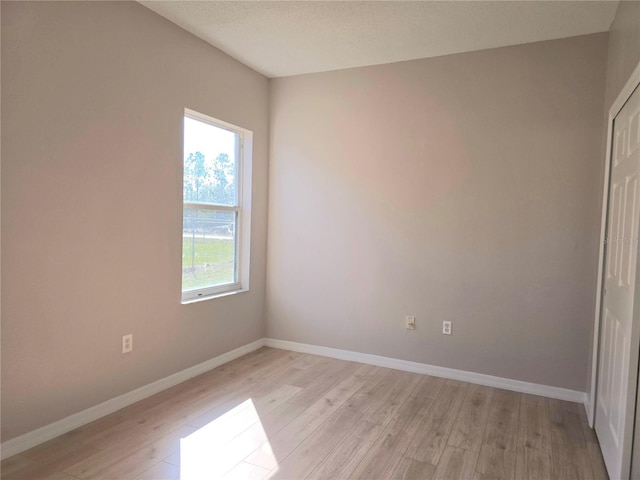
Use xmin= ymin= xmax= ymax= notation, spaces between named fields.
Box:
xmin=1 ymin=347 xmax=609 ymax=479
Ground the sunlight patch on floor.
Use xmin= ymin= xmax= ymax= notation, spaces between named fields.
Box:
xmin=180 ymin=399 xmax=278 ymax=479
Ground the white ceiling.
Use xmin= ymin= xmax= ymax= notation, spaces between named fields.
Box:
xmin=139 ymin=1 xmax=619 ymax=78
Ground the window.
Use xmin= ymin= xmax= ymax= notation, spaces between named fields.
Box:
xmin=181 ymin=109 xmax=252 ymax=302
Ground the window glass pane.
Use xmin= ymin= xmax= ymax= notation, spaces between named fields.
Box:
xmin=182 ymin=208 xmax=237 ymax=291
xmin=183 ymin=116 xmax=238 ymax=206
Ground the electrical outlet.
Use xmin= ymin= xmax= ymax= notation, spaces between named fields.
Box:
xmin=442 ymin=321 xmax=452 ymax=335
xmin=405 ymin=315 xmax=416 ymax=330
xmin=122 ymin=334 xmax=133 ymax=353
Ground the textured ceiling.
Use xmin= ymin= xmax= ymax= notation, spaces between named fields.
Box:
xmin=139 ymin=1 xmax=618 ymax=78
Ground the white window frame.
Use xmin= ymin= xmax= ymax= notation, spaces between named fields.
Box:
xmin=181 ymin=108 xmax=252 ymax=303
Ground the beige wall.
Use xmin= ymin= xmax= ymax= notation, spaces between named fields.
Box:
xmin=0 ymin=0 xmax=622 ymax=445
xmin=267 ymin=33 xmax=608 ymax=392
xmin=1 ymin=2 xmax=269 ymax=440
xmin=604 ymin=0 xmax=640 ymax=109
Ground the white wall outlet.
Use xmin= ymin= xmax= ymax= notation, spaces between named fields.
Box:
xmin=405 ymin=315 xmax=416 ymax=330
xmin=442 ymin=321 xmax=452 ymax=335
xmin=122 ymin=334 xmax=133 ymax=353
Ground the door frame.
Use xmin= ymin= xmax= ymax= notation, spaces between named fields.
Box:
xmin=590 ymin=60 xmax=640 ymax=478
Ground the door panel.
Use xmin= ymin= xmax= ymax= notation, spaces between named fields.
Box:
xmin=608 ymin=182 xmax=623 ymax=281
xmin=621 ymin=175 xmax=639 ymax=288
xmin=597 ymin=84 xmax=640 ymax=480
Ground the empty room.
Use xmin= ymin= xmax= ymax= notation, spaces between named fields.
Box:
xmin=2 ymin=0 xmax=640 ymax=479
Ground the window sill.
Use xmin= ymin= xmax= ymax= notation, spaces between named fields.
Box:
xmin=181 ymin=287 xmax=249 ymax=305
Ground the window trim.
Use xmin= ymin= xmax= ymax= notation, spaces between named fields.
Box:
xmin=181 ymin=109 xmax=252 ymax=303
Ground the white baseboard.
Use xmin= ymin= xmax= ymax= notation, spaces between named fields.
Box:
xmin=0 ymin=338 xmax=266 ymax=460
xmin=265 ymin=338 xmax=588 ymax=404
xmin=2 ymin=336 xmax=589 ymax=460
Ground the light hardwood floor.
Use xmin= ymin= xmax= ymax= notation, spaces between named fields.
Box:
xmin=1 ymin=347 xmax=609 ymax=480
